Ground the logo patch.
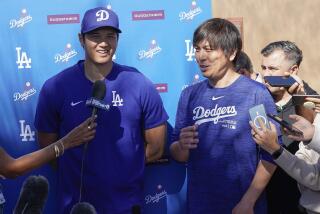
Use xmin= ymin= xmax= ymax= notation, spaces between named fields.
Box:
xmin=19 ymin=120 xmax=35 ymax=142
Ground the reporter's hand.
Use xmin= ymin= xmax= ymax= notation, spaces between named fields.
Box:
xmin=249 ymin=118 xmax=280 ymax=154
xmin=232 ymin=200 xmax=254 ymax=214
xmin=286 ymin=114 xmax=315 ymax=141
xmin=178 ymin=125 xmax=199 ymax=150
xmin=61 ymin=116 xmax=97 ymax=150
xmin=284 ymin=72 xmax=305 ymax=95
xmin=305 ymin=97 xmax=320 ymax=113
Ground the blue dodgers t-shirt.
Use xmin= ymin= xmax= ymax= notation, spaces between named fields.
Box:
xmin=172 ymin=76 xmax=279 ymax=214
xmin=35 ymin=60 xmax=168 ymax=214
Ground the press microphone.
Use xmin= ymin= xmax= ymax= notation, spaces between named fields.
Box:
xmin=13 ymin=175 xmax=49 ymax=214
xmin=131 ymin=205 xmax=141 ymax=214
xmin=88 ymin=79 xmax=106 ymax=118
xmin=0 ymin=183 xmax=5 ymax=213
xmin=70 ymin=202 xmax=97 ymax=214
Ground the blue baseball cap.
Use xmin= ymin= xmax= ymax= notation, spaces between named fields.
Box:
xmin=81 ymin=7 xmax=121 ymax=34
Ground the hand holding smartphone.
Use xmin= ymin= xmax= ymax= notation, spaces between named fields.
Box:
xmin=264 ymin=76 xmax=297 ymax=88
xmin=292 ymin=94 xmax=320 ymax=108
xmin=267 ymin=114 xmax=303 ymax=136
xmin=249 ymin=104 xmax=271 ymax=130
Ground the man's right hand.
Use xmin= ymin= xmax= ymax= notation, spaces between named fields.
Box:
xmin=178 ymin=125 xmax=199 ymax=150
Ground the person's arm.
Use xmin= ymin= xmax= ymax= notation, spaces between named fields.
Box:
xmin=170 ymin=125 xmax=198 ymax=162
xmin=232 ymin=160 xmax=276 ymax=214
xmin=144 ymin=123 xmax=167 ymax=163
xmin=0 ymin=117 xmax=96 ymax=179
xmin=274 ymin=146 xmax=320 ymax=191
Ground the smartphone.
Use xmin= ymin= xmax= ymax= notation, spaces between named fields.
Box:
xmin=267 ymin=114 xmax=303 ymax=136
xmin=264 ymin=76 xmax=297 ymax=88
xmin=249 ymin=104 xmax=271 ymax=129
xmin=292 ymin=94 xmax=320 ymax=106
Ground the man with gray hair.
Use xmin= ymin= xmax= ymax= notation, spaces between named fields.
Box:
xmin=260 ymin=40 xmax=317 ymax=213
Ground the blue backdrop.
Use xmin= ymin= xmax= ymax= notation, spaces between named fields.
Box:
xmin=0 ymin=0 xmax=212 ymax=213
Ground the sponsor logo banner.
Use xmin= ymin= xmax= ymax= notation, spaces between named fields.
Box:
xmin=47 ymin=14 xmax=80 ymax=24
xmin=132 ymin=10 xmax=165 ymax=21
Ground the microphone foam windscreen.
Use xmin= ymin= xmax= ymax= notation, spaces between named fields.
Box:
xmin=91 ymin=80 xmax=106 ymax=100
xmin=70 ymin=202 xmax=97 ymax=214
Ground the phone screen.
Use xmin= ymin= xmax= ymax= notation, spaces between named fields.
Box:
xmin=264 ymin=76 xmax=296 ymax=87
xmin=292 ymin=94 xmax=320 ymax=106
xmin=267 ymin=114 xmax=303 ymax=136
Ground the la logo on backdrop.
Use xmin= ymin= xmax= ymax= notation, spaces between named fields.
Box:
xmin=9 ymin=8 xmax=32 ymax=29
xmin=19 ymin=120 xmax=35 ymax=142
xmin=16 ymin=47 xmax=32 ymax=69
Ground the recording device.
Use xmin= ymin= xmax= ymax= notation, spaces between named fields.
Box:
xmin=264 ymin=76 xmax=297 ymax=88
xmin=267 ymin=114 xmax=303 ymax=136
xmin=70 ymin=202 xmax=97 ymax=214
xmin=292 ymin=94 xmax=320 ymax=108
xmin=131 ymin=205 xmax=141 ymax=214
xmin=86 ymin=79 xmax=107 ymax=117
xmin=13 ymin=175 xmax=49 ymax=214
xmin=0 ymin=183 xmax=5 ymax=214
xmin=249 ymin=104 xmax=271 ymax=129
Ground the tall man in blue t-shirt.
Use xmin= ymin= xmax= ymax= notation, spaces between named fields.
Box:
xmin=170 ymin=18 xmax=279 ymax=213
xmin=34 ymin=7 xmax=168 ymax=213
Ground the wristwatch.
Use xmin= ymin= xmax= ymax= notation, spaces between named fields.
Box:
xmin=271 ymin=146 xmax=284 ymax=160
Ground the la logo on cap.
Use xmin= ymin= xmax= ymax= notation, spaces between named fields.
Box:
xmin=96 ymin=10 xmax=109 ymax=22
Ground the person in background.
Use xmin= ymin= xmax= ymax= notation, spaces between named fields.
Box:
xmin=34 ymin=7 xmax=168 ymax=213
xmin=235 ymin=51 xmax=263 ymax=82
xmin=170 ymin=18 xmax=278 ymax=213
xmin=250 ymin=112 xmax=320 ymax=213
xmin=0 ymin=117 xmax=96 ymax=179
xmin=260 ymin=40 xmax=318 ymax=213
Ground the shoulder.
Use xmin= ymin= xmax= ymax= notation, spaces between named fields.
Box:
xmin=180 ymin=80 xmax=207 ymax=100
xmin=43 ymin=62 xmax=80 ymax=90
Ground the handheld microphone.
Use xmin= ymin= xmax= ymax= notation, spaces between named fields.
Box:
xmin=131 ymin=205 xmax=141 ymax=214
xmin=0 ymin=183 xmax=5 ymax=214
xmin=89 ymin=80 xmax=106 ymax=118
xmin=13 ymin=175 xmax=49 ymax=214
xmin=70 ymin=202 xmax=97 ymax=214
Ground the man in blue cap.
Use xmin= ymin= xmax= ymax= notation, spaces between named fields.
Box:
xmin=34 ymin=7 xmax=168 ymax=213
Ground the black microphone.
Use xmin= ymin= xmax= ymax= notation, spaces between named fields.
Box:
xmin=13 ymin=175 xmax=49 ymax=214
xmin=90 ymin=79 xmax=106 ymax=118
xmin=131 ymin=205 xmax=141 ymax=214
xmin=70 ymin=202 xmax=97 ymax=214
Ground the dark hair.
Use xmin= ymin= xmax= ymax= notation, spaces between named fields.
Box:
xmin=261 ymin=41 xmax=303 ymax=67
xmin=235 ymin=51 xmax=253 ymax=73
xmin=193 ymin=18 xmax=242 ymax=62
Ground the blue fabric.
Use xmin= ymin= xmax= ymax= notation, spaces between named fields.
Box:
xmin=172 ymin=76 xmax=280 ymax=214
xmin=34 ymin=60 xmax=168 ymax=213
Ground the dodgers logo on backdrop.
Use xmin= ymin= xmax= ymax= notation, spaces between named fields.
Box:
xmin=54 ymin=43 xmax=77 ymax=63
xmin=112 ymin=91 xmax=123 ymax=106
xmin=179 ymin=0 xmax=202 ymax=21
xmin=13 ymin=82 xmax=37 ymax=101
xmin=138 ymin=40 xmax=162 ymax=60
xmin=9 ymin=9 xmax=32 ymax=28
xmin=145 ymin=184 xmax=167 ymax=204
xmin=16 ymin=47 xmax=31 ymax=69
xmin=182 ymin=74 xmax=200 ymax=90
xmin=96 ymin=10 xmax=109 ymax=22
xmin=185 ymin=40 xmax=195 ymax=61
xmin=19 ymin=120 xmax=35 ymax=142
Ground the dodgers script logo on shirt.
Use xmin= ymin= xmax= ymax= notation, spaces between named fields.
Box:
xmin=96 ymin=10 xmax=109 ymax=22
xmin=193 ymin=104 xmax=238 ymax=127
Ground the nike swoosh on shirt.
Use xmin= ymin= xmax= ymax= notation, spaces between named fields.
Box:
xmin=211 ymin=96 xmax=224 ymax=101
xmin=70 ymin=101 xmax=83 ymax=106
